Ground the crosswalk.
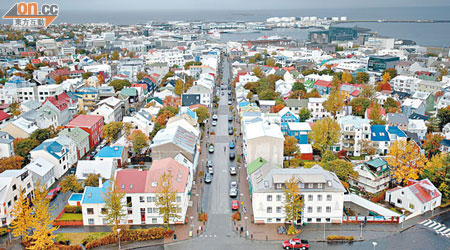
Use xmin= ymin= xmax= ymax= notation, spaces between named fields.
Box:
xmin=419 ymin=219 xmax=450 ymax=238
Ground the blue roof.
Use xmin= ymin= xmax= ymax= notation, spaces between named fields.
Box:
xmin=96 ymin=146 xmax=124 ymax=158
xmin=180 ymin=107 xmax=197 ymax=120
xmin=32 ymin=141 xmax=66 ymax=159
xmin=238 ymin=102 xmax=250 ymax=108
xmin=387 ymin=126 xmax=406 ymax=137
xmin=81 ymin=180 xmax=111 ymax=204
xmin=370 ymin=125 xmax=390 ymax=141
xmin=441 ymin=139 xmax=450 ymax=147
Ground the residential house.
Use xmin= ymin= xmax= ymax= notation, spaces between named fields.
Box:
xmin=0 ymin=131 xmax=14 ymax=158
xmin=278 ymin=107 xmax=300 ymax=135
xmin=411 ymin=91 xmax=435 ymax=112
xmin=66 ymin=114 xmax=104 ymax=148
xmin=74 ymin=87 xmax=99 ymax=112
xmin=30 ymin=140 xmax=70 ymax=179
xmin=338 ymin=116 xmax=371 ymax=157
xmin=59 ymin=127 xmax=90 ymax=159
xmin=385 ymin=179 xmax=441 ymax=215
xmin=308 ymin=98 xmax=330 ymax=121
xmin=24 ymin=158 xmax=56 ymax=189
xmin=417 ymin=80 xmax=443 ymax=94
xmin=80 ymin=180 xmax=112 ymax=226
xmin=407 ymin=119 xmax=427 ymax=140
xmin=436 ymin=91 xmax=450 ymax=110
xmin=286 ymin=122 xmax=311 ymax=144
xmin=86 ymin=75 xmax=100 ymax=88
xmin=41 ymin=92 xmax=76 ymax=126
xmin=0 ymin=111 xmax=10 ymax=126
xmin=120 ymin=87 xmax=140 ymax=107
xmin=313 ymin=80 xmax=332 ymax=95
xmin=351 ymin=158 xmax=390 ymax=194
xmin=402 ymin=98 xmax=425 ymax=117
xmin=95 ymin=146 xmax=128 ymax=166
xmin=285 ymin=99 xmax=308 ymax=114
xmin=181 ymin=94 xmax=201 ymax=107
xmin=123 ymin=109 xmax=154 ymax=135
xmin=0 ymin=169 xmax=34 ymax=226
xmin=185 ymin=84 xmax=211 ymax=107
xmin=97 ymin=97 xmax=126 ymax=122
xmin=390 ymin=76 xmax=420 ymax=93
xmin=275 ymin=80 xmax=292 ymax=99
xmin=386 ymin=113 xmax=408 ymax=131
xmin=90 ymin=104 xmax=115 ymax=124
xmin=75 ymin=158 xmax=116 ymax=180
xmin=1 ymin=117 xmax=39 ymax=139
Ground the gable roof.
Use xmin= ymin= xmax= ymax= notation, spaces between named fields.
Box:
xmin=0 ymin=110 xmax=9 ymax=121
xmin=248 ymin=157 xmax=268 ymax=175
xmin=67 ymin=114 xmax=103 ymax=128
xmin=43 ymin=92 xmax=73 ymax=111
xmin=32 ymin=140 xmax=67 ymax=160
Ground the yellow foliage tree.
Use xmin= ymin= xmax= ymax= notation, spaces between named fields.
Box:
xmin=10 ymin=188 xmax=32 ymax=240
xmin=174 ymin=79 xmax=184 ymax=96
xmin=386 ymin=140 xmax=426 ymax=185
xmin=323 ymin=89 xmax=345 ymax=119
xmin=155 ymin=172 xmax=180 ymax=230
xmin=382 ymin=72 xmax=391 ymax=83
xmin=283 ymin=176 xmax=303 ymax=234
xmin=342 ymin=71 xmax=353 ymax=83
xmin=309 ymin=117 xmax=341 ymax=152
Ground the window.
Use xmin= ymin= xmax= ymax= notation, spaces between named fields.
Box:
xmin=12 ymin=184 xmax=16 ymax=191
xmin=317 ymin=206 xmax=322 ymax=213
xmin=14 ymin=195 xmax=17 ymax=201
xmin=397 ymin=199 xmax=402 ymax=204
xmin=307 ymin=218 xmax=312 ymax=222
xmin=27 ymin=183 xmax=31 ymax=189
xmin=276 ymin=195 xmax=282 ymax=201
xmin=307 ymin=206 xmax=312 ymax=213
xmin=139 ymin=196 xmax=145 ymax=203
xmin=267 ymin=195 xmax=272 ymax=201
xmin=308 ymin=183 xmax=313 ymax=188
xmin=127 ymin=220 xmax=133 ymax=224
xmin=326 ymin=206 xmax=331 ymax=213
xmin=326 ymin=218 xmax=331 ymax=222
xmin=317 ymin=195 xmax=322 ymax=201
xmin=153 ymin=208 xmax=159 ymax=213
xmin=176 ymin=196 xmax=181 ymax=202
xmin=147 ymin=208 xmax=152 ymax=213
xmin=152 ymin=218 xmax=157 ymax=224
xmin=147 ymin=197 xmax=152 ymax=202
xmin=7 ymin=201 xmax=10 ymax=207
xmin=88 ymin=218 xmax=94 ymax=225
xmin=308 ymin=195 xmax=313 ymax=201
xmin=127 ymin=208 xmax=133 ymax=214
xmin=101 ymin=208 xmax=107 ymax=214
xmin=318 ymin=183 xmax=323 ymax=188
xmin=102 ymin=218 xmax=108 ymax=224
xmin=316 ymin=218 xmax=322 ymax=222
xmin=327 ymin=195 xmax=332 ymax=201
xmin=267 ymin=207 xmax=272 ymax=213
xmin=267 ymin=218 xmax=272 ymax=223
xmin=276 ymin=218 xmax=281 ymax=222
xmin=87 ymin=208 xmax=94 ymax=215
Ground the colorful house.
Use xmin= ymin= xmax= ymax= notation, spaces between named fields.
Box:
xmin=313 ymin=80 xmax=332 ymax=95
xmin=66 ymin=115 xmax=104 ymax=148
xmin=278 ymin=107 xmax=300 ymax=135
xmin=286 ymin=122 xmax=311 ymax=144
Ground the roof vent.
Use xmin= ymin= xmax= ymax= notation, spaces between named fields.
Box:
xmin=88 ymin=192 xmax=92 ymax=198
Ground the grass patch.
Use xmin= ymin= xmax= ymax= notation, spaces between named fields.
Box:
xmin=57 ymin=213 xmax=83 ymax=221
xmin=55 ymin=232 xmax=110 ymax=245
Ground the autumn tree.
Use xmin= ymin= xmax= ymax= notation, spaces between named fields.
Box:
xmin=14 ymin=138 xmax=40 ymax=159
xmin=28 ymin=182 xmax=58 ymax=250
xmin=60 ymin=175 xmax=82 ymax=193
xmin=360 ymin=84 xmax=375 ymax=98
xmin=155 ymin=110 xmax=175 ymax=126
xmin=111 ymin=50 xmax=120 ymax=60
xmin=10 ymin=188 xmax=32 ymax=240
xmin=359 ymin=139 xmax=377 ymax=156
xmin=323 ymin=159 xmax=358 ymax=183
xmin=102 ymin=179 xmax=126 ymax=230
xmin=422 ymin=153 xmax=450 ymax=187
xmin=82 ymin=72 xmax=93 ymax=79
xmin=355 ymin=72 xmax=369 ymax=84
xmin=266 ymin=58 xmax=276 ymax=67
xmin=194 ymin=107 xmax=210 ymax=124
xmin=368 ymin=103 xmax=386 ymax=125
xmin=321 ymin=150 xmax=338 ymax=163
xmin=386 ymin=140 xmax=426 ymax=185
xmin=9 ymin=102 xmax=21 ymax=117
xmin=438 ymin=67 xmax=448 ymax=81
xmin=137 ymin=71 xmax=145 ymax=80
xmin=84 ymin=173 xmax=101 ymax=187
xmin=382 ymin=68 xmax=397 ymax=79
xmin=0 ymin=155 xmax=24 ymax=174
xmin=292 ymin=81 xmax=306 ymax=92
xmin=149 ymin=122 xmax=163 ymax=140
xmin=349 ymin=97 xmax=371 ymax=117
xmin=298 ymin=107 xmax=311 ymax=122
xmin=174 ymin=79 xmax=184 ymax=96
xmin=383 ymin=97 xmax=400 ymax=113
xmin=310 ymin=117 xmax=341 ymax=153
xmin=284 ymin=136 xmax=299 ymax=157
xmin=163 ymin=95 xmax=180 ymax=107
xmin=437 ymin=106 xmax=450 ymax=129
xmin=342 ymin=71 xmax=353 ymax=83
xmin=155 ymin=172 xmax=180 ymax=230
xmin=102 ymin=121 xmax=123 ymax=143
xmin=306 ymin=88 xmax=321 ymax=98
xmin=422 ymin=133 xmax=444 ymax=159
xmin=253 ymin=66 xmax=265 ymax=79
xmin=258 ymin=89 xmax=278 ymax=100
xmin=323 ymin=89 xmax=345 ymax=119
xmin=128 ymin=130 xmax=149 ymax=154
xmin=109 ymin=79 xmax=131 ymax=92
xmin=283 ymin=176 xmax=303 ymax=234
xmin=270 ymin=104 xmax=285 ymax=113
xmin=381 ymin=72 xmax=391 ymax=83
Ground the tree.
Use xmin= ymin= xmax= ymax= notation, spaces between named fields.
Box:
xmin=10 ymin=188 xmax=32 ymax=240
xmin=360 ymin=85 xmax=375 ymax=98
xmin=0 ymin=155 xmax=24 ymax=173
xmin=128 ymin=130 xmax=149 ymax=154
xmin=310 ymin=117 xmax=341 ymax=152
xmin=323 ymin=159 xmax=357 ymax=183
xmin=342 ymin=71 xmax=353 ymax=83
xmin=194 ymin=107 xmax=210 ymax=124
xmin=111 ymin=50 xmax=120 ymax=60
xmin=383 ymin=97 xmax=400 ymax=113
xmin=298 ymin=107 xmax=311 ymax=122
xmin=321 ymin=150 xmax=338 ymax=163
xmin=292 ymin=81 xmax=306 ymax=92
xmin=323 ymin=89 xmax=345 ymax=119
xmin=163 ymin=95 xmax=180 ymax=107
xmin=306 ymin=88 xmax=321 ymax=98
xmin=184 ymin=61 xmax=201 ymax=70
xmin=422 ymin=153 xmax=450 ymax=187
xmin=155 ymin=110 xmax=175 ymax=126
xmin=253 ymin=66 xmax=265 ymax=79
xmin=267 ymin=74 xmax=283 ymax=88
xmin=437 ymin=106 xmax=450 ymax=129
xmin=386 ymin=140 xmax=426 ymax=185
xmin=102 ymin=178 xmax=126 ymax=230
xmin=30 ymin=127 xmax=57 ymax=143
xmin=359 ymin=139 xmax=377 ymax=156
xmin=82 ymin=72 xmax=93 ymax=79
xmin=382 ymin=68 xmax=397 ymax=79
xmin=183 ymin=77 xmax=194 ymax=92
xmin=109 ymin=79 xmax=131 ymax=92
xmin=149 ymin=122 xmax=163 ymax=140
xmin=439 ymin=182 xmax=450 ymax=202
xmin=155 ymin=172 xmax=180 ymax=230
xmin=137 ymin=71 xmax=145 ymax=80
xmin=381 ymin=72 xmax=391 ymax=83
xmin=438 ymin=67 xmax=448 ymax=81
xmin=174 ymin=79 xmax=184 ymax=96
xmin=284 ymin=136 xmax=299 ymax=157
xmin=426 ymin=117 xmax=440 ymax=133
xmin=283 ymin=176 xmax=303 ymax=234
xmin=28 ymin=182 xmax=58 ymax=250
xmin=102 ymin=121 xmax=123 ymax=143
xmin=9 ymin=102 xmax=21 ymax=117
xmin=355 ymin=72 xmax=369 ymax=84
xmin=14 ymin=138 xmax=40 ymax=159
xmin=60 ymin=175 xmax=82 ymax=193
xmin=270 ymin=104 xmax=285 ymax=113
xmin=258 ymin=89 xmax=278 ymax=100
xmin=422 ymin=133 xmax=444 ymax=159
xmin=368 ymin=103 xmax=386 ymax=125
xmin=266 ymin=58 xmax=275 ymax=67
xmin=350 ymin=97 xmax=371 ymax=117
xmin=84 ymin=173 xmax=101 ymax=187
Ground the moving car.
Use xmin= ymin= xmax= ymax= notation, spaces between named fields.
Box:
xmin=212 ymin=114 xmax=218 ymax=120
xmin=231 ymin=200 xmax=239 ymax=210
xmin=228 ymin=126 xmax=234 ymax=135
xmin=209 ymin=144 xmax=215 ymax=153
xmin=212 ymin=120 xmax=217 ymax=126
xmin=229 ymin=152 xmax=235 ymax=160
xmin=228 ymin=115 xmax=233 ymax=122
xmin=229 ymin=187 xmax=238 ymax=197
xmin=204 ymin=172 xmax=212 ymax=183
xmin=229 ymin=166 xmax=237 ymax=175
xmin=229 ymin=141 xmax=235 ymax=149
xmin=281 ymin=238 xmax=309 ymax=250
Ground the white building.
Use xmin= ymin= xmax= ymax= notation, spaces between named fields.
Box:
xmin=338 ymin=116 xmax=371 ymax=157
xmin=29 ymin=140 xmax=70 ymax=179
xmin=308 ymin=98 xmax=330 ymax=120
xmin=407 ymin=119 xmax=427 ymax=140
xmin=351 ymin=158 xmax=390 ymax=194
xmin=75 ymin=159 xmax=116 ymax=180
xmin=0 ymin=131 xmax=15 ymax=158
xmin=390 ymin=75 xmax=420 ymax=94
xmin=24 ymin=158 xmax=56 ymax=189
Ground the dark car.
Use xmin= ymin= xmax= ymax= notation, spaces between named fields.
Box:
xmin=228 ymin=126 xmax=234 ymax=135
xmin=228 ymin=115 xmax=233 ymax=122
xmin=229 ymin=152 xmax=235 ymax=160
xmin=229 ymin=141 xmax=235 ymax=149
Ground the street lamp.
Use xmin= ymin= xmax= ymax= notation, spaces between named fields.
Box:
xmin=195 ymin=193 xmax=200 ymax=212
xmin=401 ymin=210 xmax=405 ymax=229
xmin=244 ymin=216 xmax=248 ymax=239
xmin=117 ymin=228 xmax=121 ymax=249
xmin=323 ymin=223 xmax=326 ymax=240
xmin=372 ymin=241 xmax=377 ymax=250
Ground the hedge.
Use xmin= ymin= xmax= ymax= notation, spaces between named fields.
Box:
xmin=85 ymin=227 xmax=166 ymax=249
xmin=64 ymin=205 xmax=82 ymax=214
xmin=327 ymin=235 xmax=354 ymax=241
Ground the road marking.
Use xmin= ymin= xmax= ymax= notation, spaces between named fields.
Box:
xmin=441 ymin=228 xmax=450 ymax=234
xmin=214 ymin=235 xmax=217 ymax=237
xmin=428 ymin=221 xmax=437 ymax=227
xmin=422 ymin=220 xmax=433 ymax=226
xmin=432 ymin=224 xmax=443 ymax=230
xmin=437 ymin=226 xmax=448 ymax=232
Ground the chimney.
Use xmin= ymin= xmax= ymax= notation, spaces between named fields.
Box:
xmin=99 ymin=177 xmax=102 ymax=188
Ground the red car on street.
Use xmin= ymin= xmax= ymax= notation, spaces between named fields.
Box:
xmin=45 ymin=189 xmax=57 ymax=200
xmin=54 ymin=183 xmax=61 ymax=193
xmin=231 ymin=200 xmax=239 ymax=210
xmin=282 ymin=238 xmax=309 ymax=249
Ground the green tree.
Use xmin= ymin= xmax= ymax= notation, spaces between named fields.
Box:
xmin=355 ymin=72 xmax=369 ymax=84
xmin=437 ymin=106 xmax=450 ymax=129
xmin=383 ymin=97 xmax=400 ymax=112
xmin=82 ymin=72 xmax=93 ymax=79
xmin=323 ymin=159 xmax=358 ymax=183
xmin=252 ymin=66 xmax=265 ymax=79
xmin=292 ymin=81 xmax=306 ymax=92
xmin=194 ymin=107 xmax=210 ymax=124
xmin=360 ymin=84 xmax=375 ymax=98
xmin=14 ymin=138 xmax=40 ymax=159
xmin=128 ymin=130 xmax=149 ymax=154
xmin=60 ymin=175 xmax=82 ymax=193
xmin=298 ymin=107 xmax=311 ymax=122
xmin=382 ymin=68 xmax=397 ymax=79
xmin=155 ymin=172 xmax=180 ymax=230
xmin=137 ymin=72 xmax=145 ymax=80
xmin=321 ymin=150 xmax=338 ymax=163
xmin=84 ymin=173 xmax=101 ymax=187
xmin=102 ymin=122 xmax=123 ymax=143
xmin=283 ymin=176 xmax=303 ymax=234
xmin=149 ymin=122 xmax=163 ymax=140
xmin=102 ymin=179 xmax=126 ymax=230
xmin=258 ymin=89 xmax=278 ymax=100
xmin=30 ymin=127 xmax=57 ymax=143
xmin=109 ymin=79 xmax=131 ymax=92
xmin=174 ymin=79 xmax=184 ymax=96
xmin=310 ymin=117 xmax=341 ymax=153
xmin=349 ymin=97 xmax=371 ymax=117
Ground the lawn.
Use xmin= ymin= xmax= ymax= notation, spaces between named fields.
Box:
xmin=55 ymin=232 xmax=110 ymax=245
xmin=57 ymin=213 xmax=83 ymax=221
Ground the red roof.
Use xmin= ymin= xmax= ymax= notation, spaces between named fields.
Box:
xmin=116 ymin=169 xmax=148 ymax=193
xmin=407 ymin=179 xmax=441 ymax=203
xmin=20 ymin=51 xmax=36 ymax=57
xmin=31 ymin=59 xmax=41 ymax=65
xmin=0 ymin=110 xmax=9 ymax=121
xmin=43 ymin=92 xmax=72 ymax=111
xmin=351 ymin=90 xmax=360 ymax=96
xmin=131 ymin=83 xmax=147 ymax=90
xmin=67 ymin=115 xmax=103 ymax=128
xmin=314 ymin=80 xmax=332 ymax=88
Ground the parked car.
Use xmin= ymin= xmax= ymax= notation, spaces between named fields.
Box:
xmin=212 ymin=114 xmax=218 ymax=120
xmin=209 ymin=144 xmax=215 ymax=153
xmin=228 ymin=115 xmax=233 ymax=122
xmin=230 ymin=181 xmax=238 ymax=189
xmin=228 ymin=100 xmax=232 ymax=105
xmin=212 ymin=120 xmax=217 ymax=126
xmin=54 ymin=183 xmax=61 ymax=193
xmin=229 ymin=141 xmax=235 ymax=149
xmin=207 ymin=160 xmax=213 ymax=168
xmin=229 ymin=152 xmax=235 ymax=160
xmin=204 ymin=172 xmax=212 ymax=183
xmin=231 ymin=200 xmax=239 ymax=210
xmin=45 ymin=189 xmax=57 ymax=200
xmin=229 ymin=166 xmax=237 ymax=175
xmin=229 ymin=187 xmax=238 ymax=197
xmin=228 ymin=126 xmax=234 ymax=135
xmin=282 ymin=238 xmax=309 ymax=250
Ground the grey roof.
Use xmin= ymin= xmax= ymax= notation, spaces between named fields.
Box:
xmin=285 ymin=99 xmax=308 ymax=108
xmin=387 ymin=113 xmax=408 ymax=125
xmin=21 ymin=100 xmax=41 ymax=111
xmin=0 ymin=131 xmax=14 ymax=143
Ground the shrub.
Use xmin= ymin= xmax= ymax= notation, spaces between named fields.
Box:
xmin=327 ymin=235 xmax=354 ymax=241
xmin=287 ymin=225 xmax=300 ymax=235
xmin=199 ymin=212 xmax=208 ymax=222
xmin=55 ymin=234 xmax=69 ymax=244
xmin=0 ymin=227 xmax=8 ymax=236
xmin=85 ymin=227 xmax=166 ymax=249
xmin=232 ymin=211 xmax=241 ymax=221
xmin=64 ymin=205 xmax=82 ymax=214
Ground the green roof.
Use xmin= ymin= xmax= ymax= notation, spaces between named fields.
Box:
xmin=367 ymin=158 xmax=387 ymax=168
xmin=147 ymin=97 xmax=163 ymax=104
xmin=418 ymin=75 xmax=436 ymax=81
xmin=247 ymin=157 xmax=268 ymax=175
xmin=59 ymin=127 xmax=89 ymax=143
xmin=120 ymin=88 xmax=138 ymax=96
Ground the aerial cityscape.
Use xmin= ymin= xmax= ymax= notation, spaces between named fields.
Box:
xmin=0 ymin=0 xmax=449 ymax=249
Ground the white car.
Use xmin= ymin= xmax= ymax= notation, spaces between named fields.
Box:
xmin=212 ymin=114 xmax=218 ymax=120
xmin=212 ymin=120 xmax=217 ymax=126
xmin=229 ymin=166 xmax=237 ymax=175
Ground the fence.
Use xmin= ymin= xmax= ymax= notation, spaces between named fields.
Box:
xmin=343 ymin=215 xmax=400 ymax=224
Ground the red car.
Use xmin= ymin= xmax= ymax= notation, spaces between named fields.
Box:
xmin=45 ymin=189 xmax=57 ymax=200
xmin=231 ymin=200 xmax=239 ymax=210
xmin=54 ymin=183 xmax=61 ymax=193
xmin=282 ymin=238 xmax=309 ymax=249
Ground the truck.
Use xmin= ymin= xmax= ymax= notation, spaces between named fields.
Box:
xmin=281 ymin=238 xmax=309 ymax=249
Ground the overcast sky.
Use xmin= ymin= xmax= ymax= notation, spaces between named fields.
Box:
xmin=1 ymin=0 xmax=449 ymax=11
